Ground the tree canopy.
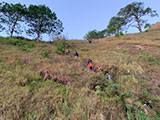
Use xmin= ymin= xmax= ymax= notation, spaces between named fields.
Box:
xmin=0 ymin=2 xmax=63 ymax=41
xmin=0 ymin=2 xmax=27 ymax=37
xmin=117 ymin=2 xmax=158 ymax=32
xmin=25 ymin=4 xmax=63 ymax=41
xmin=107 ymin=16 xmax=126 ymax=36
xmin=84 ymin=29 xmax=106 ymax=40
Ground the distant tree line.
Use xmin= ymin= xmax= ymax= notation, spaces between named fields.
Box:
xmin=85 ymin=2 xmax=158 ymax=40
xmin=0 ymin=2 xmax=63 ymax=41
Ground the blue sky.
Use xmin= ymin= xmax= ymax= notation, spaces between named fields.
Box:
xmin=0 ymin=0 xmax=160 ymax=40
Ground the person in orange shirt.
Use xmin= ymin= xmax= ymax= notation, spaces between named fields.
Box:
xmin=88 ymin=62 xmax=93 ymax=70
xmin=88 ymin=59 xmax=93 ymax=70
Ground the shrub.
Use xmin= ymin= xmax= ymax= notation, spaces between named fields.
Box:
xmin=52 ymin=35 xmax=67 ymax=41
xmin=141 ymin=51 xmax=150 ymax=56
xmin=10 ymin=39 xmax=26 ymax=46
xmin=84 ymin=29 xmax=106 ymax=40
xmin=120 ymin=32 xmax=124 ymax=35
xmin=43 ymin=51 xmax=50 ymax=57
xmin=9 ymin=39 xmax=35 ymax=51
xmin=145 ymin=30 xmax=149 ymax=32
xmin=56 ymin=43 xmax=66 ymax=55
xmin=28 ymin=42 xmax=35 ymax=48
xmin=52 ymin=35 xmax=71 ymax=54
xmin=87 ymin=74 xmax=106 ymax=90
xmin=115 ymin=33 xmax=120 ymax=37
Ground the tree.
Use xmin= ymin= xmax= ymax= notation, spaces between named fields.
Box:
xmin=25 ymin=4 xmax=63 ymax=41
xmin=0 ymin=2 xmax=4 ymax=32
xmin=0 ymin=2 xmax=27 ymax=37
xmin=97 ymin=30 xmax=106 ymax=38
xmin=84 ymin=30 xmax=98 ymax=40
xmin=107 ymin=16 xmax=126 ymax=35
xmin=118 ymin=2 xmax=158 ymax=32
xmin=84 ymin=29 xmax=106 ymax=40
xmin=107 ymin=26 xmax=116 ymax=36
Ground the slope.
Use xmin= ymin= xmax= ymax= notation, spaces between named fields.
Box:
xmin=0 ymin=31 xmax=160 ymax=120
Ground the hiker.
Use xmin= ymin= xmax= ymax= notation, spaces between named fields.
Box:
xmin=97 ymin=66 xmax=103 ymax=72
xmin=74 ymin=51 xmax=79 ymax=59
xmin=88 ymin=59 xmax=93 ymax=70
xmin=88 ymin=59 xmax=92 ymax=64
xmin=65 ymin=49 xmax=70 ymax=55
xmin=105 ymin=72 xmax=113 ymax=80
xmin=88 ymin=39 xmax=92 ymax=43
xmin=143 ymin=101 xmax=153 ymax=109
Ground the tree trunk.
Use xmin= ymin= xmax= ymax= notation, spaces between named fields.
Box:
xmin=10 ymin=17 xmax=18 ymax=38
xmin=36 ymin=32 xmax=40 ymax=41
xmin=135 ymin=17 xmax=142 ymax=32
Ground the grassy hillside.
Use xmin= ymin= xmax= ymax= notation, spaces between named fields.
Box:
xmin=0 ymin=30 xmax=160 ymax=120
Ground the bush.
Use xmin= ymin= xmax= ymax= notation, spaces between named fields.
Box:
xmin=84 ymin=29 xmax=106 ymax=40
xmin=52 ymin=35 xmax=71 ymax=49
xmin=52 ymin=35 xmax=68 ymax=42
xmin=87 ymin=74 xmax=106 ymax=90
xmin=115 ymin=33 xmax=120 ymax=37
xmin=56 ymin=43 xmax=66 ymax=55
xmin=9 ymin=39 xmax=35 ymax=51
xmin=28 ymin=42 xmax=35 ymax=48
xmin=42 ymin=51 xmax=50 ymax=57
xmin=52 ymin=35 xmax=72 ymax=55
xmin=141 ymin=51 xmax=150 ymax=56
xmin=120 ymin=32 xmax=124 ymax=35
xmin=10 ymin=39 xmax=26 ymax=46
xmin=145 ymin=30 xmax=149 ymax=32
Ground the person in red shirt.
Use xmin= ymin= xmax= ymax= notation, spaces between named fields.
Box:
xmin=97 ymin=66 xmax=103 ymax=72
xmin=88 ymin=59 xmax=93 ymax=70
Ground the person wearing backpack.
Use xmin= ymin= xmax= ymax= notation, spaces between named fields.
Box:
xmin=88 ymin=59 xmax=93 ymax=70
xmin=74 ymin=51 xmax=79 ymax=59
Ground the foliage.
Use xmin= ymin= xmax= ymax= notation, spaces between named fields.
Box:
xmin=107 ymin=26 xmax=116 ymax=36
xmin=145 ymin=30 xmax=149 ymax=32
xmin=42 ymin=51 xmax=50 ymax=57
xmin=56 ymin=43 xmax=66 ymax=55
xmin=144 ymin=23 xmax=151 ymax=30
xmin=84 ymin=29 xmax=106 ymax=40
xmin=0 ymin=2 xmax=27 ymax=37
xmin=107 ymin=16 xmax=126 ymax=36
xmin=125 ymin=104 xmax=151 ymax=120
xmin=9 ymin=38 xmax=35 ymax=52
xmin=84 ymin=30 xmax=98 ymax=40
xmin=118 ymin=2 xmax=158 ymax=32
xmin=115 ymin=33 xmax=120 ymax=37
xmin=52 ymin=35 xmax=71 ymax=54
xmin=25 ymin=4 xmax=63 ymax=41
xmin=120 ymin=32 xmax=123 ymax=35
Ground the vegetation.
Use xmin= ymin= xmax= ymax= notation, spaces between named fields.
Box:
xmin=0 ymin=28 xmax=160 ymax=119
xmin=85 ymin=2 xmax=158 ymax=37
xmin=84 ymin=29 xmax=106 ymax=40
xmin=25 ymin=4 xmax=63 ymax=41
xmin=0 ymin=2 xmax=27 ymax=37
xmin=0 ymin=1 xmax=160 ymax=120
xmin=107 ymin=16 xmax=126 ymax=36
xmin=117 ymin=2 xmax=158 ymax=32
xmin=0 ymin=2 xmax=63 ymax=40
